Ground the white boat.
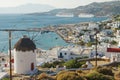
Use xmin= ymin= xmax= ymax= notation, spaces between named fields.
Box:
xmin=56 ymin=13 xmax=74 ymax=17
xmin=78 ymin=13 xmax=94 ymax=18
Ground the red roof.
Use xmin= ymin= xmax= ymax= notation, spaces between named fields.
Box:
xmin=107 ymin=48 xmax=120 ymax=52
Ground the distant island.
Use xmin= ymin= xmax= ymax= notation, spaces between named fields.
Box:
xmin=29 ymin=1 xmax=120 ymax=17
xmin=0 ymin=3 xmax=55 ymax=14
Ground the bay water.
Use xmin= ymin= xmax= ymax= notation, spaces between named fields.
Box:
xmin=0 ymin=14 xmax=108 ymax=53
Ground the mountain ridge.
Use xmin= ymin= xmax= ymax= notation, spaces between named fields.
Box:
xmin=30 ymin=1 xmax=120 ymax=17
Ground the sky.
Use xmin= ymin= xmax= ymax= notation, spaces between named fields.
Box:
xmin=0 ymin=0 xmax=114 ymax=8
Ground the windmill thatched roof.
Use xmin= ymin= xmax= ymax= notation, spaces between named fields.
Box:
xmin=14 ymin=37 xmax=36 ymax=52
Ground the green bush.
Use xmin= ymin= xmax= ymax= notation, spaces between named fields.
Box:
xmin=86 ymin=71 xmax=114 ymax=80
xmin=2 ymin=78 xmax=9 ymax=80
xmin=64 ymin=59 xmax=85 ymax=69
xmin=110 ymin=40 xmax=118 ymax=45
xmin=41 ymin=61 xmax=65 ymax=68
xmin=56 ymin=71 xmax=85 ymax=80
xmin=96 ymin=66 xmax=114 ymax=76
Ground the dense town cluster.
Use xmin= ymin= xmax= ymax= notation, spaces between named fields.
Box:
xmin=56 ymin=17 xmax=120 ymax=47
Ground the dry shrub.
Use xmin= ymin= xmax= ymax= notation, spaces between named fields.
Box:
xmin=37 ymin=73 xmax=55 ymax=80
xmin=115 ymin=72 xmax=120 ymax=80
xmin=56 ymin=71 xmax=85 ymax=80
xmin=76 ymin=70 xmax=83 ymax=74
xmin=86 ymin=71 xmax=114 ymax=80
xmin=96 ymin=66 xmax=114 ymax=76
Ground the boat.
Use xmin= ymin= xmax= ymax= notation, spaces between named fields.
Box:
xmin=78 ymin=13 xmax=94 ymax=18
xmin=56 ymin=13 xmax=74 ymax=17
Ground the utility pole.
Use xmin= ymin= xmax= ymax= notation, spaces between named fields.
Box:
xmin=93 ymin=28 xmax=98 ymax=68
xmin=95 ymin=33 xmax=97 ymax=67
xmin=9 ymin=31 xmax=12 ymax=80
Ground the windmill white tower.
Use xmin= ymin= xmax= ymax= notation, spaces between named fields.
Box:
xmin=13 ymin=36 xmax=36 ymax=74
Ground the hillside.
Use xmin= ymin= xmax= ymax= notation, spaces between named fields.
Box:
xmin=30 ymin=1 xmax=120 ymax=17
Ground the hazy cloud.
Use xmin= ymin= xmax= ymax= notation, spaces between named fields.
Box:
xmin=0 ymin=0 xmax=114 ymax=8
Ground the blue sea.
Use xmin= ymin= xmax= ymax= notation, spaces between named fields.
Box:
xmin=0 ymin=14 xmax=108 ymax=53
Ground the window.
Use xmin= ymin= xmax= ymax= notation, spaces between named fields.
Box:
xmin=31 ymin=63 xmax=34 ymax=71
xmin=60 ymin=53 xmax=62 ymax=56
xmin=118 ymin=54 xmax=120 ymax=58
xmin=64 ymin=53 xmax=67 ymax=55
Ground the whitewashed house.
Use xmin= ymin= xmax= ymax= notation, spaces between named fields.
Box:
xmin=99 ymin=36 xmax=112 ymax=42
xmin=57 ymin=48 xmax=75 ymax=61
xmin=75 ymin=27 xmax=83 ymax=32
xmin=87 ymin=22 xmax=99 ymax=30
xmin=57 ymin=47 xmax=82 ymax=61
xmin=57 ymin=46 xmax=92 ymax=61
xmin=89 ymin=50 xmax=104 ymax=58
xmin=81 ymin=35 xmax=90 ymax=43
xmin=100 ymin=30 xmax=113 ymax=36
xmin=107 ymin=23 xmax=112 ymax=27
xmin=107 ymin=48 xmax=120 ymax=62
xmin=116 ymin=30 xmax=120 ymax=38
xmin=111 ymin=21 xmax=120 ymax=28
xmin=14 ymin=36 xmax=36 ymax=74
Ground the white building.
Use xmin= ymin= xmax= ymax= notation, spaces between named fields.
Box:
xmin=87 ymin=22 xmax=99 ymax=30
xmin=81 ymin=35 xmax=90 ymax=43
xmin=57 ymin=48 xmax=75 ymax=61
xmin=116 ymin=30 xmax=120 ymax=39
xmin=112 ymin=21 xmax=120 ymax=28
xmin=36 ymin=47 xmax=60 ymax=64
xmin=89 ymin=50 xmax=104 ymax=58
xmin=57 ymin=46 xmax=91 ymax=61
xmin=107 ymin=48 xmax=120 ymax=62
xmin=57 ymin=46 xmax=83 ymax=61
xmin=14 ymin=36 xmax=36 ymax=74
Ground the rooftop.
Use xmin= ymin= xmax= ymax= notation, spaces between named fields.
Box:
xmin=14 ymin=37 xmax=36 ymax=52
xmin=107 ymin=48 xmax=120 ymax=53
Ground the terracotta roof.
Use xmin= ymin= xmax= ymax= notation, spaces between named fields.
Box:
xmin=14 ymin=37 xmax=36 ymax=52
xmin=107 ymin=48 xmax=120 ymax=53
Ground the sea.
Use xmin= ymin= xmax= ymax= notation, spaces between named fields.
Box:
xmin=0 ymin=14 xmax=108 ymax=53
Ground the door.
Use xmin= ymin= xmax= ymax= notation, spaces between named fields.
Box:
xmin=60 ymin=52 xmax=63 ymax=58
xmin=31 ymin=63 xmax=34 ymax=71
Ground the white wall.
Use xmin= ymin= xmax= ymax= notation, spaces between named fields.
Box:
xmin=110 ymin=53 xmax=120 ymax=62
xmin=14 ymin=49 xmax=36 ymax=74
xmin=87 ymin=23 xmax=99 ymax=30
